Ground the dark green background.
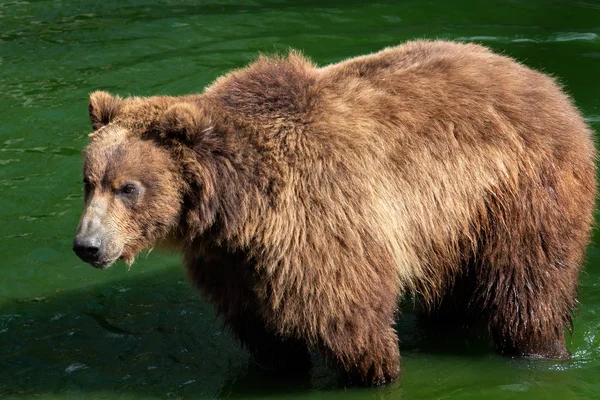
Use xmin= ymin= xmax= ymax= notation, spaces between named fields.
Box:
xmin=1 ymin=1 xmax=599 ymax=398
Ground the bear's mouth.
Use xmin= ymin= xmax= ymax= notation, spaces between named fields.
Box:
xmin=82 ymin=247 xmax=123 ymax=269
xmin=90 ymin=257 xmax=119 ymax=269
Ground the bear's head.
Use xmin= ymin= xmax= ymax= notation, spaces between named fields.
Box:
xmin=73 ymin=91 xmax=223 ymax=268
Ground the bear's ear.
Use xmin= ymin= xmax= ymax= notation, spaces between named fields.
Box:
xmin=89 ymin=91 xmax=122 ymax=131
xmin=159 ymin=102 xmax=213 ymax=144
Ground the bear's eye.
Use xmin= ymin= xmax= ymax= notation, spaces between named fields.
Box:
xmin=118 ymin=183 xmax=139 ymax=196
xmin=83 ymin=178 xmax=92 ymax=195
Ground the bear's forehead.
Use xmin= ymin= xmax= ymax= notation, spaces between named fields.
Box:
xmin=83 ymin=125 xmax=168 ymax=185
xmin=85 ymin=126 xmax=125 ymax=166
xmin=84 ymin=126 xmax=139 ymax=181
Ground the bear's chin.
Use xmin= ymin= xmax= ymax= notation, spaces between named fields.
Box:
xmin=89 ymin=258 xmax=117 ymax=269
xmin=89 ymin=251 xmax=124 ymax=269
xmin=89 ymin=253 xmax=134 ymax=269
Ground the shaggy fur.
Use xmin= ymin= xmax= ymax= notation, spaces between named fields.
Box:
xmin=76 ymin=40 xmax=597 ymax=385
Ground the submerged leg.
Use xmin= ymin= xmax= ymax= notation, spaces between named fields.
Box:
xmin=186 ymin=246 xmax=311 ymax=374
xmin=226 ymin=311 xmax=312 ymax=374
xmin=484 ymin=266 xmax=574 ymax=358
xmin=473 ymin=165 xmax=592 ymax=359
xmin=321 ymin=321 xmax=400 ymax=386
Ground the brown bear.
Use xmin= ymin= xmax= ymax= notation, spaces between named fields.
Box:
xmin=73 ymin=40 xmax=597 ymax=386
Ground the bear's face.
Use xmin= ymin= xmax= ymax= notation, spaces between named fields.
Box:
xmin=73 ymin=93 xmax=183 ymax=268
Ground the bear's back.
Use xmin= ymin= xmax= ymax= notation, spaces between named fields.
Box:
xmin=203 ymin=42 xmax=595 ymax=282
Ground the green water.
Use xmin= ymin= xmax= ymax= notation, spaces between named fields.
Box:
xmin=1 ymin=0 xmax=600 ymax=398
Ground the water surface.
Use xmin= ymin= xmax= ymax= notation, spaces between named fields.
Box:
xmin=1 ymin=1 xmax=600 ymax=399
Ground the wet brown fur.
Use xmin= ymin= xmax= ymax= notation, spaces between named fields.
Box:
xmin=81 ymin=40 xmax=597 ymax=385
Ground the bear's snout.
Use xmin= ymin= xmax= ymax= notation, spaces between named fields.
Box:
xmin=72 ymin=229 xmax=121 ymax=269
xmin=74 ymin=196 xmax=123 ymax=269
xmin=73 ymin=234 xmax=102 ymax=265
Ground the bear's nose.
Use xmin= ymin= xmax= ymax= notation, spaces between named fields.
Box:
xmin=73 ymin=235 xmax=101 ymax=262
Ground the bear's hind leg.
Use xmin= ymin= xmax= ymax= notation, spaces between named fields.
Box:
xmin=477 ymin=260 xmax=577 ymax=359
xmin=473 ymin=166 xmax=592 ymax=359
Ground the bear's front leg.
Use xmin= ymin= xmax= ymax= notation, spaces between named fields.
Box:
xmin=262 ymin=251 xmax=403 ymax=385
xmin=319 ymin=315 xmax=401 ymax=386
xmin=185 ymin=246 xmax=311 ymax=375
xmin=225 ymin=312 xmax=312 ymax=375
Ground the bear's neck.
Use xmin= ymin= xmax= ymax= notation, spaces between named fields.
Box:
xmin=179 ymin=101 xmax=284 ymax=247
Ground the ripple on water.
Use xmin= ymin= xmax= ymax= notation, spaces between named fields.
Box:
xmin=3 ymin=138 xmax=25 ymax=145
xmin=553 ymin=32 xmax=599 ymax=42
xmin=49 ymin=313 xmax=65 ymax=322
xmin=0 ymin=175 xmax=34 ymax=186
xmin=1 ymin=76 xmax=89 ymax=108
xmin=455 ymin=32 xmax=599 ymax=44
xmin=18 ymin=210 xmax=69 ymax=221
xmin=0 ymin=159 xmax=20 ymax=165
xmin=585 ymin=116 xmax=600 ymax=123
xmin=0 ymin=147 xmax=81 ymax=156
xmin=0 ymin=233 xmax=32 ymax=240
xmin=65 ymin=362 xmax=89 ymax=374
xmin=499 ymin=383 xmax=529 ymax=392
xmin=63 ymin=193 xmax=83 ymax=201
